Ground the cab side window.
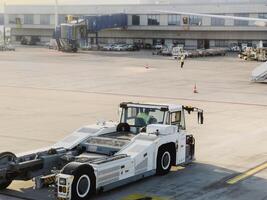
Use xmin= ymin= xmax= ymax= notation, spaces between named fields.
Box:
xmin=170 ymin=111 xmax=186 ymax=130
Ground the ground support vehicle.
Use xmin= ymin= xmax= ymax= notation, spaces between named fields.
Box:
xmin=0 ymin=102 xmax=203 ymax=200
xmin=56 ymin=103 xmax=203 ymax=200
xmin=0 ymin=44 xmax=15 ymax=51
xmin=113 ymin=44 xmax=128 ymax=51
xmin=102 ymin=44 xmax=115 ymax=51
xmin=161 ymin=46 xmax=173 ymax=56
xmin=239 ymin=47 xmax=267 ymax=62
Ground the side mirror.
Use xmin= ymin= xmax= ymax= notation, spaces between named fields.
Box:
xmin=198 ymin=112 xmax=204 ymax=124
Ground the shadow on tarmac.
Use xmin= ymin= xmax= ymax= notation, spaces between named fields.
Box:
xmin=1 ymin=162 xmax=267 ymax=200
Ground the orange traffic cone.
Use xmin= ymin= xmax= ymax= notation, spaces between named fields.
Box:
xmin=193 ymin=83 xmax=198 ymax=93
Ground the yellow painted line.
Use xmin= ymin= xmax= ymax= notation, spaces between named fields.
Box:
xmin=227 ymin=162 xmax=267 ymax=185
xmin=122 ymin=193 xmax=168 ymax=200
xmin=171 ymin=166 xmax=185 ymax=172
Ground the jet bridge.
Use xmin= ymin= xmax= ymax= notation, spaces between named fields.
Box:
xmin=54 ymin=14 xmax=127 ymax=52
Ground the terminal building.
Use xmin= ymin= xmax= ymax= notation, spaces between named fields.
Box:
xmin=0 ymin=0 xmax=267 ymax=49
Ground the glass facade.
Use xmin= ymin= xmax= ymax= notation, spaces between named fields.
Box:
xmin=147 ymin=15 xmax=160 ymax=25
xmin=0 ymin=14 xmax=3 ymax=25
xmin=8 ymin=14 xmax=17 ymax=24
xmin=259 ymin=13 xmax=267 ymax=19
xmin=40 ymin=14 xmax=50 ymax=25
xmin=168 ymin=15 xmax=180 ymax=25
xmin=132 ymin=15 xmax=140 ymax=25
xmin=58 ymin=15 xmax=67 ymax=24
xmin=189 ymin=16 xmax=202 ymax=26
xmin=215 ymin=40 xmax=228 ymax=47
xmin=234 ymin=13 xmax=249 ymax=26
xmin=211 ymin=17 xmax=225 ymax=26
xmin=24 ymin=14 xmax=34 ymax=24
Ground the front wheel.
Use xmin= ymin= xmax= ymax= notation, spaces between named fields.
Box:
xmin=156 ymin=147 xmax=172 ymax=175
xmin=62 ymin=164 xmax=96 ymax=200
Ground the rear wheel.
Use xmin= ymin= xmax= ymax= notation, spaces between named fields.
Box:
xmin=156 ymin=147 xmax=172 ymax=175
xmin=0 ymin=152 xmax=16 ymax=190
xmin=63 ymin=164 xmax=95 ymax=200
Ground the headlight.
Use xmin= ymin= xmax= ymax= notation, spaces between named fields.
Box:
xmin=59 ymin=178 xmax=67 ymax=186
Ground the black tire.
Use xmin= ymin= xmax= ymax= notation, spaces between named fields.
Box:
xmin=156 ymin=146 xmax=172 ymax=175
xmin=62 ymin=163 xmax=95 ymax=200
xmin=0 ymin=152 xmax=16 ymax=190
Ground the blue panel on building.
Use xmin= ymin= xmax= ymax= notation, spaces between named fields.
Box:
xmin=54 ymin=26 xmax=61 ymax=39
xmin=83 ymin=14 xmax=127 ymax=32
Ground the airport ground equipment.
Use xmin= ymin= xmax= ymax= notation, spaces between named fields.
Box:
xmin=251 ymin=61 xmax=267 ymax=83
xmin=54 ymin=14 xmax=127 ymax=52
xmin=56 ymin=103 xmax=203 ymax=200
xmin=0 ymin=102 xmax=203 ymax=199
xmin=238 ymin=47 xmax=267 ymax=62
xmin=0 ymin=44 xmax=15 ymax=51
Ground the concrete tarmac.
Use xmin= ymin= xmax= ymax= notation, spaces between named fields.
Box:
xmin=0 ymin=47 xmax=266 ymax=200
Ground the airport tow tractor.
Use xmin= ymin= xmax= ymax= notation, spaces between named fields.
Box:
xmin=0 ymin=102 xmax=204 ymax=200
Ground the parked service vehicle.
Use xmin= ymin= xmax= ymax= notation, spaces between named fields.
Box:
xmin=144 ymin=43 xmax=152 ymax=49
xmin=153 ymin=44 xmax=163 ymax=50
xmin=152 ymin=45 xmax=164 ymax=55
xmin=161 ymin=46 xmax=173 ymax=56
xmin=124 ymin=44 xmax=139 ymax=51
xmin=230 ymin=46 xmax=241 ymax=52
xmin=0 ymin=44 xmax=15 ymax=51
xmin=102 ymin=44 xmax=115 ymax=51
xmin=46 ymin=39 xmax=58 ymax=50
xmin=0 ymin=102 xmax=203 ymax=200
xmin=113 ymin=44 xmax=128 ymax=51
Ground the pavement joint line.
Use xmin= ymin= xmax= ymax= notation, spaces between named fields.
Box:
xmin=226 ymin=162 xmax=267 ymax=185
xmin=171 ymin=166 xmax=185 ymax=172
xmin=1 ymin=85 xmax=267 ymax=108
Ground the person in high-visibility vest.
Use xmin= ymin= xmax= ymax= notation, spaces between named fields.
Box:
xmin=180 ymin=54 xmax=185 ymax=68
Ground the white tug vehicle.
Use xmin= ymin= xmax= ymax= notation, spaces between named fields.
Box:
xmin=56 ymin=102 xmax=203 ymax=200
xmin=0 ymin=102 xmax=203 ymax=200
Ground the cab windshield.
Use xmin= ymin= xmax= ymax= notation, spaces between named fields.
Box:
xmin=121 ymin=106 xmax=166 ymax=127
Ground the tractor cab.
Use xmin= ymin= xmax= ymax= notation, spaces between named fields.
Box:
xmin=118 ymin=103 xmax=203 ymax=134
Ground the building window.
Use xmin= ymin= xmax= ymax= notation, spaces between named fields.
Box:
xmin=16 ymin=36 xmax=23 ymax=42
xmin=40 ymin=14 xmax=50 ymax=25
xmin=8 ymin=14 xmax=17 ymax=24
xmin=259 ymin=13 xmax=267 ymax=19
xmin=234 ymin=13 xmax=249 ymax=26
xmin=189 ymin=16 xmax=202 ymax=26
xmin=147 ymin=15 xmax=160 ymax=25
xmin=24 ymin=14 xmax=33 ymax=25
xmin=173 ymin=39 xmax=185 ymax=47
xmin=0 ymin=14 xmax=3 ymax=25
xmin=132 ymin=15 xmax=140 ymax=26
xmin=58 ymin=15 xmax=67 ymax=24
xmin=215 ymin=40 xmax=228 ymax=47
xmin=211 ymin=16 xmax=225 ymax=26
xmin=168 ymin=15 xmax=180 ymax=26
xmin=238 ymin=40 xmax=252 ymax=47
